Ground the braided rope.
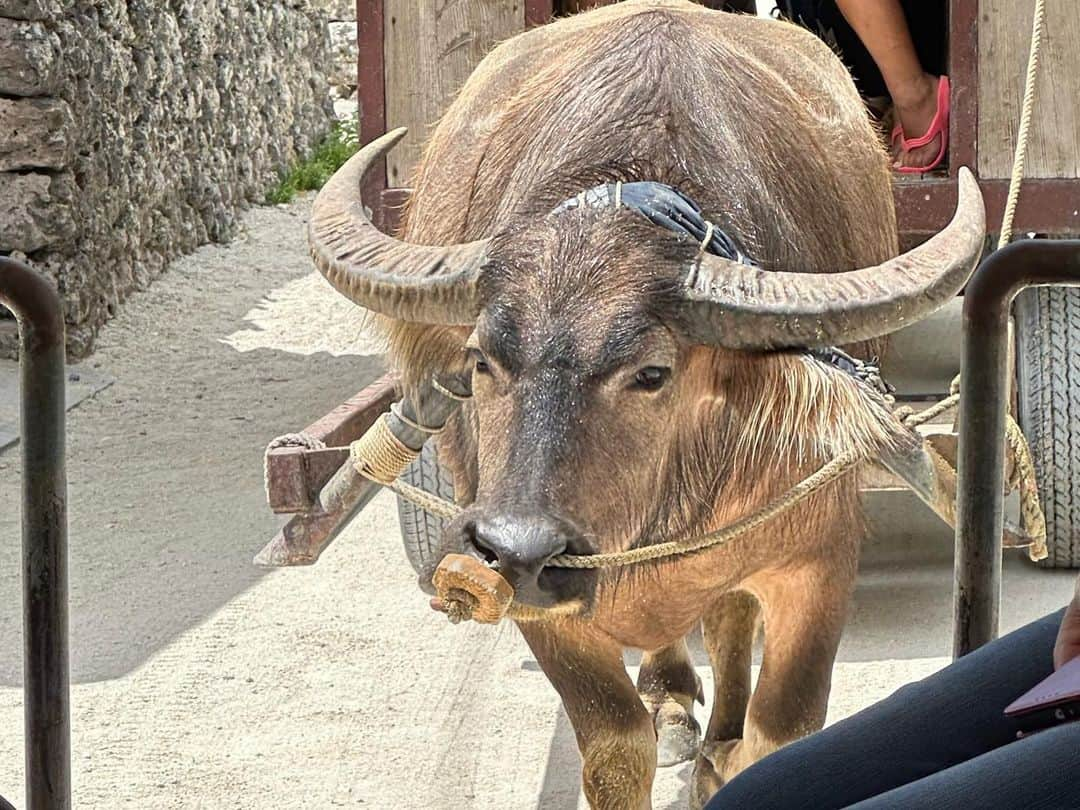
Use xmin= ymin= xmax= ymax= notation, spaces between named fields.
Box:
xmin=350 ymin=414 xmax=419 ymax=485
xmin=388 ymin=451 xmax=860 ymax=567
xmin=895 ymin=394 xmax=956 ymax=429
xmin=895 ymin=376 xmax=1047 ymax=562
xmin=350 ymin=417 xmax=864 ymax=568
xmin=389 ymin=478 xmax=461 ymax=521
xmin=985 ymin=0 xmax=1047 ymax=557
xmin=1005 ymin=416 xmax=1049 ymax=561
xmin=546 ymin=450 xmax=863 ymax=569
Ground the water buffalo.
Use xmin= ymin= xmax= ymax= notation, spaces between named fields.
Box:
xmin=308 ymin=1 xmax=984 ymax=806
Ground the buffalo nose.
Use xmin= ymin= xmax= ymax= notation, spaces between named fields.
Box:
xmin=468 ymin=513 xmax=572 ymax=591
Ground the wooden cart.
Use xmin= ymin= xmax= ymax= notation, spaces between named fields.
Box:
xmin=355 ymin=0 xmax=1080 ymax=239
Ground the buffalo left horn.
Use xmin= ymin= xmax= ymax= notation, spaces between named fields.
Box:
xmin=681 ymin=167 xmax=986 ymax=349
xmin=308 ymin=127 xmax=489 ymax=324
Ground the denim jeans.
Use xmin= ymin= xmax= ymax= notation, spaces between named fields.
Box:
xmin=706 ymin=609 xmax=1080 ymax=809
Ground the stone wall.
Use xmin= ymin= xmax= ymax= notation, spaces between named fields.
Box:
xmin=314 ymin=0 xmax=357 ymax=110
xmin=0 ymin=1 xmax=334 ymax=357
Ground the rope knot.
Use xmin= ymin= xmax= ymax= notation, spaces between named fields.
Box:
xmin=444 ymin=590 xmax=477 ymax=624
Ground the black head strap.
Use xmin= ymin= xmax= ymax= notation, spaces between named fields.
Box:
xmin=552 ymin=181 xmax=892 ymax=393
xmin=553 ymin=181 xmax=756 ymax=266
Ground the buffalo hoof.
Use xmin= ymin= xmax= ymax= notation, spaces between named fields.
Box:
xmin=654 ymin=701 xmax=701 ymax=767
xmin=689 ymin=744 xmax=728 ymax=810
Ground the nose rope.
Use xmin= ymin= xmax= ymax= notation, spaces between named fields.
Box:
xmin=349 ymin=373 xmax=1048 ymax=570
xmin=382 ymin=449 xmax=863 ymax=568
xmin=357 ymin=371 xmax=870 ymax=568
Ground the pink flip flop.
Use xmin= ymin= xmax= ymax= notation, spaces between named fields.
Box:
xmin=890 ymin=75 xmax=950 ymax=175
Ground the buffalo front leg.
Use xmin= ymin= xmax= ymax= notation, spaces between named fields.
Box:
xmin=520 ymin=620 xmax=656 ymax=810
xmin=697 ymin=560 xmax=855 ymax=794
xmin=690 ymin=589 xmax=760 ymax=809
xmin=638 ymin=639 xmax=704 ymax=767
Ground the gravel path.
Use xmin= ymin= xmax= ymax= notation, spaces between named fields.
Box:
xmin=0 ymin=198 xmax=1073 ymax=809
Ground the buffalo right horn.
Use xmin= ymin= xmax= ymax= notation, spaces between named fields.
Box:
xmin=308 ymin=128 xmax=489 ymax=325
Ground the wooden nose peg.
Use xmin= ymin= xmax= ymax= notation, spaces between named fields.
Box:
xmin=432 ymin=553 xmax=514 ymax=624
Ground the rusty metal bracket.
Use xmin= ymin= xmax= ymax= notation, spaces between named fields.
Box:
xmin=0 ymin=257 xmax=70 ymax=810
xmin=955 ymin=240 xmax=1080 ymax=657
xmin=257 ymin=374 xmax=397 ymax=566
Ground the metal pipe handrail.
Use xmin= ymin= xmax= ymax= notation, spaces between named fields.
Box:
xmin=0 ymin=257 xmax=70 ymax=810
xmin=955 ymin=239 xmax=1080 ymax=657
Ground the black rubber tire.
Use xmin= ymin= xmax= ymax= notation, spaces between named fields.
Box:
xmin=1015 ymin=286 xmax=1080 ymax=568
xmin=395 ymin=440 xmax=455 ymax=577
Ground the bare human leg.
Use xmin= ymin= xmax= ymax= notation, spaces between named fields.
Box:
xmin=834 ymin=0 xmax=945 ymax=169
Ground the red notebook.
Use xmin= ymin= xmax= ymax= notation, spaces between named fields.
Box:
xmin=1004 ymin=655 xmax=1080 ymax=733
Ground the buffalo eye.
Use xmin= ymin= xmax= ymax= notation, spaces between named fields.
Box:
xmin=470 ymin=349 xmax=491 ymax=375
xmin=632 ymin=366 xmax=670 ymax=391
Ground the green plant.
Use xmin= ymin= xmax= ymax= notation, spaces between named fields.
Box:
xmin=266 ymin=115 xmax=359 ymax=204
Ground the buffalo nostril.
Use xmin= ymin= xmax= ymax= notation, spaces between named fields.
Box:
xmin=463 ymin=521 xmax=501 ymax=569
xmin=472 ymin=540 xmax=501 ymax=570
xmin=472 ymin=514 xmax=571 ymax=584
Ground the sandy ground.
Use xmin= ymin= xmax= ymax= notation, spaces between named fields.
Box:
xmin=0 ymin=197 xmax=1075 ymax=809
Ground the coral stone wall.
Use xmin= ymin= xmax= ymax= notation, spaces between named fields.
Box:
xmin=312 ymin=0 xmax=357 ymax=108
xmin=0 ymin=1 xmax=334 ymax=357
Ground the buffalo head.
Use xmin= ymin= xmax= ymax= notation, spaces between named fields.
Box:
xmin=308 ymin=129 xmax=985 ymax=610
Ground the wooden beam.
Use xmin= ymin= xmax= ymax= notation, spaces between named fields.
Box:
xmin=895 ymin=177 xmax=1080 ymax=237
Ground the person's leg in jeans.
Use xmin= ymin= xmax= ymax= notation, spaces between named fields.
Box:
xmin=848 ymin=719 xmax=1080 ymax=809
xmin=705 ymin=610 xmax=1063 ymax=810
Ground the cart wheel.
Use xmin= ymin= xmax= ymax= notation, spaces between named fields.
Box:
xmin=1015 ymin=285 xmax=1080 ymax=568
xmin=396 ymin=440 xmax=455 ymax=579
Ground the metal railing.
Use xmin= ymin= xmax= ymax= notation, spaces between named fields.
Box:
xmin=0 ymin=256 xmax=70 ymax=810
xmin=955 ymin=239 xmax=1080 ymax=656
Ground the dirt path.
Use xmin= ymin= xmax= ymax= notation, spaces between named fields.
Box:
xmin=0 ymin=199 xmax=1074 ymax=809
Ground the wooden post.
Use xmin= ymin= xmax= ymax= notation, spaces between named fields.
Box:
xmin=356 ymin=0 xmax=387 ymax=214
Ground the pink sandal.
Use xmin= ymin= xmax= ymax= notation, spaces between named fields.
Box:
xmin=890 ymin=75 xmax=950 ymax=174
